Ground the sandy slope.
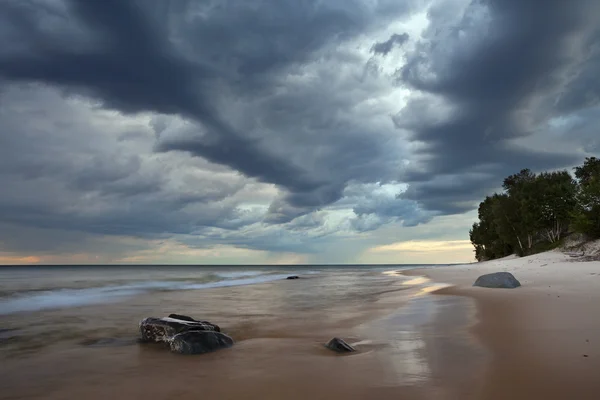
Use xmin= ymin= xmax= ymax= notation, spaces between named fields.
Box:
xmin=407 ymin=250 xmax=600 ymax=400
xmin=415 ymin=249 xmax=600 ymax=292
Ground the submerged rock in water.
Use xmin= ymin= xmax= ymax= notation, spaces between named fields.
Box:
xmin=473 ymin=272 xmax=521 ymax=289
xmin=139 ymin=317 xmax=221 ymax=343
xmin=168 ymin=313 xmax=197 ymax=322
xmin=286 ymin=276 xmax=300 ymax=280
xmin=0 ymin=328 xmax=19 ymax=343
xmin=169 ymin=331 xmax=234 ymax=355
xmin=325 ymin=337 xmax=356 ymax=353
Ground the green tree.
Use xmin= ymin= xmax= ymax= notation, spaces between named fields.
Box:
xmin=469 ymin=222 xmax=488 ymax=261
xmin=535 ymin=171 xmax=577 ymax=243
xmin=469 ymin=195 xmax=513 ymax=261
xmin=501 ymin=169 xmax=538 ymax=252
xmin=573 ymin=157 xmax=600 ymax=238
xmin=491 ymin=193 xmax=528 ymax=255
xmin=470 ymin=158 xmax=598 ymax=261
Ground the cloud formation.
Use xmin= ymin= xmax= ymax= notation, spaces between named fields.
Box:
xmin=371 ymin=33 xmax=410 ymax=55
xmin=0 ymin=0 xmax=599 ymax=263
xmin=395 ymin=0 xmax=600 ymax=213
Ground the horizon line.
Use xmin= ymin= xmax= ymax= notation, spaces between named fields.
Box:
xmin=0 ymin=262 xmax=468 ymax=267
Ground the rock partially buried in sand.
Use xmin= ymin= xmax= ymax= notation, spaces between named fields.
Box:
xmin=169 ymin=331 xmax=234 ymax=355
xmin=286 ymin=276 xmax=300 ymax=280
xmin=139 ymin=317 xmax=221 ymax=343
xmin=325 ymin=337 xmax=356 ymax=353
xmin=473 ymin=272 xmax=521 ymax=289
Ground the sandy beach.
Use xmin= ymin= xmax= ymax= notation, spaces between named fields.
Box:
xmin=1 ymin=254 xmax=599 ymax=399
xmin=407 ymin=250 xmax=600 ymax=399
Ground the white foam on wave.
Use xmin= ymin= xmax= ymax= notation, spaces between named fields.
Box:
xmin=0 ymin=273 xmax=292 ymax=315
xmin=213 ymin=270 xmax=264 ymax=279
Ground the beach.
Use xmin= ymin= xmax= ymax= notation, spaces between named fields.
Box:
xmin=0 ymin=254 xmax=599 ymax=399
xmin=407 ymin=250 xmax=600 ymax=399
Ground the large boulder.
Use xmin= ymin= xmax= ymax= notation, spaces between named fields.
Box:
xmin=325 ymin=337 xmax=356 ymax=353
xmin=286 ymin=276 xmax=300 ymax=280
xmin=473 ymin=272 xmax=521 ymax=289
xmin=139 ymin=317 xmax=220 ymax=343
xmin=169 ymin=331 xmax=234 ymax=355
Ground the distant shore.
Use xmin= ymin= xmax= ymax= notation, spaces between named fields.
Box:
xmin=406 ymin=250 xmax=600 ymax=399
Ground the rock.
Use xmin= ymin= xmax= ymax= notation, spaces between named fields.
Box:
xmin=286 ymin=276 xmax=300 ymax=280
xmin=139 ymin=317 xmax=221 ymax=343
xmin=325 ymin=337 xmax=356 ymax=353
xmin=473 ymin=272 xmax=521 ymax=289
xmin=169 ymin=331 xmax=234 ymax=355
xmin=168 ymin=313 xmax=197 ymax=322
xmin=138 ymin=315 xmax=233 ymax=355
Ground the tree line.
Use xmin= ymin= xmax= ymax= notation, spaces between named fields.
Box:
xmin=469 ymin=157 xmax=600 ymax=261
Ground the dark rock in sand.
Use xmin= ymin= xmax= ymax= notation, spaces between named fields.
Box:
xmin=286 ymin=276 xmax=300 ymax=280
xmin=169 ymin=330 xmax=234 ymax=355
xmin=473 ymin=272 xmax=521 ymax=289
xmin=139 ymin=317 xmax=221 ymax=343
xmin=168 ymin=313 xmax=197 ymax=322
xmin=325 ymin=337 xmax=356 ymax=353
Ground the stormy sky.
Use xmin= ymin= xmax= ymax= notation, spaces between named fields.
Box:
xmin=0 ymin=0 xmax=598 ymax=264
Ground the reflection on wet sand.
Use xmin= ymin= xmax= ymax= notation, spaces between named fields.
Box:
xmin=0 ymin=269 xmax=484 ymax=399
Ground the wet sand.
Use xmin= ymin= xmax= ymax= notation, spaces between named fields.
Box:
xmin=0 ymin=269 xmax=486 ymax=400
xmin=407 ymin=251 xmax=600 ymax=400
xmin=6 ymin=252 xmax=597 ymax=400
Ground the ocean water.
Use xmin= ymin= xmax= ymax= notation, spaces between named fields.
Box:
xmin=0 ymin=265 xmax=440 ymax=316
xmin=0 ymin=263 xmax=483 ymax=400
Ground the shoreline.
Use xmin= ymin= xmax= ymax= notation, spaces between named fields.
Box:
xmin=0 ymin=268 xmax=444 ymax=398
xmin=2 ymin=255 xmax=598 ymax=399
xmin=406 ymin=250 xmax=600 ymax=399
xmin=0 ymin=266 xmax=486 ymax=399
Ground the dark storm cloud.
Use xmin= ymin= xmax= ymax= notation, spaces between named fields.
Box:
xmin=0 ymin=0 xmax=418 ymax=224
xmin=0 ymin=85 xmax=261 ymax=246
xmin=371 ymin=33 xmax=409 ymax=55
xmin=1 ymin=0 xmax=599 ymax=259
xmin=553 ymin=30 xmax=600 ymax=114
xmin=0 ymin=0 xmax=426 ymax=256
xmin=0 ymin=0 xmax=201 ymax=115
xmin=396 ymin=0 xmax=600 ymax=214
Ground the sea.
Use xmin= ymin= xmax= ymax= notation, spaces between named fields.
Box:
xmin=0 ymin=264 xmax=441 ymax=316
xmin=0 ymin=263 xmax=483 ymax=400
